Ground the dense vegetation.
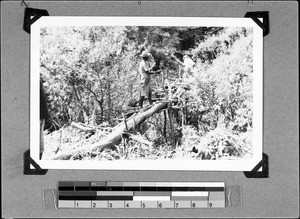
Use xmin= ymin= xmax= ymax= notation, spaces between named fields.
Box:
xmin=40 ymin=25 xmax=253 ymax=160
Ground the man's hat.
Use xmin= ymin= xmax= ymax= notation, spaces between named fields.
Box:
xmin=140 ymin=51 xmax=151 ymax=58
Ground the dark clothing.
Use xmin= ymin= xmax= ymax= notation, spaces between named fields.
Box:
xmin=40 ymin=81 xmax=49 ymax=120
xmin=39 ymin=81 xmax=49 ymax=159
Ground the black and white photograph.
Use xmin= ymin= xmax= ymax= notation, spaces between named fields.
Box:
xmin=30 ymin=17 xmax=263 ymax=170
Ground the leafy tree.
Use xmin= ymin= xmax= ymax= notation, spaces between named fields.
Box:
xmin=40 ymin=25 xmax=254 ymax=160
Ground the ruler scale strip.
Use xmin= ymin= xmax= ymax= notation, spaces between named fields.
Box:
xmin=58 ymin=181 xmax=225 ymax=208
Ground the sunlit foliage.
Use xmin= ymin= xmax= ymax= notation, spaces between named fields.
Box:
xmin=41 ymin=26 xmax=254 ymax=160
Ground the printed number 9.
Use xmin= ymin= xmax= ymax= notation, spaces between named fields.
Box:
xmin=192 ymin=203 xmax=196 ymax=208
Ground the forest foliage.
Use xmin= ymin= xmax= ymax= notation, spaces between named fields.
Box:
xmin=40 ymin=25 xmax=254 ymax=160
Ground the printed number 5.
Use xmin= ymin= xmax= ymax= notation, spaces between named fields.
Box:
xmin=142 ymin=203 xmax=146 ymax=208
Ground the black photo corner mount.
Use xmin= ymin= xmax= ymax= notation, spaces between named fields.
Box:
xmin=23 ymin=6 xmax=49 ymax=175
xmin=23 ymin=7 xmax=49 ymax=34
xmin=24 ymin=149 xmax=48 ymax=175
xmin=244 ymin=153 xmax=269 ymax=178
xmin=244 ymin=11 xmax=269 ymax=37
xmin=243 ymin=11 xmax=269 ymax=178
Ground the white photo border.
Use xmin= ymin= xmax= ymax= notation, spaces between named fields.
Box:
xmin=30 ymin=17 xmax=263 ymax=171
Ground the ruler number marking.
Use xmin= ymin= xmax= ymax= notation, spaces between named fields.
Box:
xmin=59 ymin=181 xmax=225 ymax=209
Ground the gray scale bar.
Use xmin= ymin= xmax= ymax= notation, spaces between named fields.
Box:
xmin=134 ymin=191 xmax=170 ymax=196
xmin=97 ymin=191 xmax=133 ymax=196
xmin=90 ymin=181 xmax=107 ymax=187
xmin=171 ymin=196 xmax=208 ymax=201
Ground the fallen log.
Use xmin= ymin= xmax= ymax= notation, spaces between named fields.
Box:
xmin=70 ymin=122 xmax=113 ymax=133
xmin=90 ymin=102 xmax=168 ymax=153
xmin=52 ymin=101 xmax=168 ymax=160
xmin=70 ymin=122 xmax=95 ymax=133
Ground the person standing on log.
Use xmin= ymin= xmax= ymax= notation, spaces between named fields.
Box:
xmin=138 ymin=51 xmax=161 ymax=108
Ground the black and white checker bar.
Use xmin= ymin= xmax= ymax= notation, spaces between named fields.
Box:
xmin=58 ymin=181 xmax=225 ymax=208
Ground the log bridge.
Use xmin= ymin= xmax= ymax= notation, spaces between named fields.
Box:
xmin=52 ymin=74 xmax=189 ymax=160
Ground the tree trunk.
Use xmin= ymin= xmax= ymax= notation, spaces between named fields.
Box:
xmin=107 ymin=82 xmax=111 ymax=123
xmin=163 ymin=110 xmax=167 ymax=139
xmin=52 ymin=101 xmax=168 ymax=160
xmin=181 ymin=107 xmax=185 ymax=127
xmin=168 ymin=105 xmax=176 ymax=147
xmin=99 ymin=97 xmax=104 ymax=124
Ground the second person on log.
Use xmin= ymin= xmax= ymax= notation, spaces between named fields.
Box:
xmin=139 ymin=51 xmax=161 ymax=108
